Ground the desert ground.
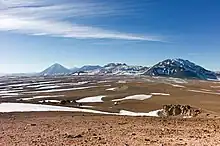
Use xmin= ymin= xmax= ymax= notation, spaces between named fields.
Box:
xmin=0 ymin=75 xmax=220 ymax=145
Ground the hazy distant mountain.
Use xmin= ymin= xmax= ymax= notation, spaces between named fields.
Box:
xmin=99 ymin=63 xmax=148 ymax=75
xmin=143 ymin=59 xmax=217 ymax=80
xmin=77 ymin=65 xmax=102 ymax=72
xmin=70 ymin=67 xmax=80 ymax=72
xmin=40 ymin=63 xmax=71 ymax=76
xmin=216 ymin=71 xmax=220 ymax=77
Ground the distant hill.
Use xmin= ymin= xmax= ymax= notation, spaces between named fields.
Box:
xmin=70 ymin=63 xmax=148 ymax=75
xmin=77 ymin=65 xmax=102 ymax=72
xmin=143 ymin=58 xmax=217 ymax=80
xmin=97 ymin=63 xmax=148 ymax=75
xmin=40 ymin=63 xmax=71 ymax=76
xmin=216 ymin=71 xmax=220 ymax=75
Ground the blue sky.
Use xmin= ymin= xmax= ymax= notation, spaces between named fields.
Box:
xmin=0 ymin=0 xmax=220 ymax=73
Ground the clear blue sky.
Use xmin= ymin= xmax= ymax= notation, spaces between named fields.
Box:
xmin=0 ymin=0 xmax=220 ymax=73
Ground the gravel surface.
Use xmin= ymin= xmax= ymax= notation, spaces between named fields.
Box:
xmin=1 ymin=112 xmax=220 ymax=146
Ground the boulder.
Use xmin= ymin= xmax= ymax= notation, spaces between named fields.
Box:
xmin=162 ymin=104 xmax=201 ymax=117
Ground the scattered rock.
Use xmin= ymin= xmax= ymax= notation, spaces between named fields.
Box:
xmin=161 ymin=104 xmax=201 ymax=117
xmin=114 ymin=101 xmax=119 ymax=105
xmin=73 ymin=134 xmax=83 ymax=138
xmin=60 ymin=100 xmax=67 ymax=105
xmin=101 ymin=141 xmax=107 ymax=144
xmin=118 ymin=122 xmax=127 ymax=125
xmin=60 ymin=100 xmax=73 ymax=105
xmin=65 ymin=134 xmax=83 ymax=139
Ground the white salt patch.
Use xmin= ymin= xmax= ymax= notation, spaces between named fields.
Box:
xmin=0 ymin=90 xmax=20 ymax=97
xmin=97 ymin=81 xmax=111 ymax=83
xmin=20 ymin=95 xmax=65 ymax=101
xmin=27 ymin=84 xmax=45 ymax=88
xmin=0 ymin=89 xmax=23 ymax=94
xmin=207 ymin=78 xmax=220 ymax=81
xmin=211 ymin=86 xmax=220 ymax=88
xmin=151 ymin=93 xmax=170 ymax=96
xmin=0 ymin=90 xmax=13 ymax=94
xmin=76 ymin=96 xmax=105 ymax=103
xmin=38 ymin=85 xmax=61 ymax=90
xmin=119 ymin=109 xmax=162 ymax=117
xmin=13 ymin=87 xmax=24 ymax=90
xmin=0 ymin=103 xmax=111 ymax=114
xmin=103 ymin=85 xmax=111 ymax=87
xmin=183 ymin=116 xmax=193 ymax=119
xmin=36 ymin=81 xmax=60 ymax=84
xmin=80 ymin=106 xmax=94 ymax=108
xmin=25 ymin=86 xmax=97 ymax=93
xmin=167 ymin=78 xmax=187 ymax=84
xmin=118 ymin=80 xmax=126 ymax=84
xmin=201 ymin=89 xmax=212 ymax=92
xmin=39 ymin=100 xmax=60 ymax=103
xmin=112 ymin=94 xmax=152 ymax=102
xmin=2 ymin=93 xmax=20 ymax=96
xmin=73 ymin=81 xmax=89 ymax=85
xmin=188 ymin=90 xmax=220 ymax=95
xmin=171 ymin=84 xmax=186 ymax=88
xmin=143 ymin=79 xmax=155 ymax=83
xmin=0 ymin=103 xmax=163 ymax=117
xmin=106 ymin=87 xmax=117 ymax=91
xmin=59 ymin=81 xmax=89 ymax=86
xmin=8 ymin=83 xmax=31 ymax=87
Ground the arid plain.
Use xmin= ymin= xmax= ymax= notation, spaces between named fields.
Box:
xmin=1 ymin=75 xmax=220 ymax=145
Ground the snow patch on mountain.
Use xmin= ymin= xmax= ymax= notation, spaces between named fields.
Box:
xmin=143 ymin=59 xmax=217 ymax=80
xmin=40 ymin=63 xmax=71 ymax=76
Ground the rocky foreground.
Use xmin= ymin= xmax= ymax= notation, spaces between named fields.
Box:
xmin=1 ymin=112 xmax=220 ymax=146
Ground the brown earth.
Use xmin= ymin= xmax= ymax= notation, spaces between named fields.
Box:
xmin=0 ymin=112 xmax=220 ymax=146
xmin=1 ymin=76 xmax=220 ymax=145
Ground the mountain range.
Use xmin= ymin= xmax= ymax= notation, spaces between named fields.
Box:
xmin=38 ymin=58 xmax=218 ymax=80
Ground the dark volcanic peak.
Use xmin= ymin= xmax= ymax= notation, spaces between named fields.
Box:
xmin=40 ymin=63 xmax=71 ymax=76
xmin=144 ymin=58 xmax=217 ymax=80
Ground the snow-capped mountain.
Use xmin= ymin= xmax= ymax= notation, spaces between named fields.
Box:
xmin=143 ymin=59 xmax=217 ymax=80
xmin=40 ymin=63 xmax=71 ymax=76
xmin=92 ymin=63 xmax=148 ymax=75
xmin=77 ymin=65 xmax=102 ymax=72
